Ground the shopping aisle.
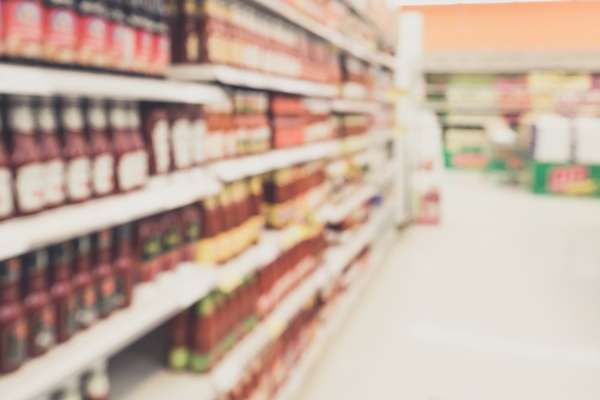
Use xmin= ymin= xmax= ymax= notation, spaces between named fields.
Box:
xmin=298 ymin=172 xmax=600 ymax=400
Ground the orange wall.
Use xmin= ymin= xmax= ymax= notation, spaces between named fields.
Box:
xmin=403 ymin=2 xmax=600 ymax=51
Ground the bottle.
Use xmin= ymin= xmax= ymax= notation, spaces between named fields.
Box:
xmin=167 ymin=310 xmax=189 ymax=371
xmin=82 ymin=361 xmax=110 ymax=400
xmin=76 ymin=0 xmax=108 ymax=69
xmin=23 ymin=249 xmax=56 ymax=357
xmin=148 ymin=0 xmax=170 ymax=76
xmin=107 ymin=100 xmax=134 ymax=193
xmin=169 ymin=0 xmax=198 ymax=64
xmin=140 ymin=104 xmax=170 ymax=176
xmin=0 ymin=258 xmax=27 ymax=374
xmin=37 ymin=97 xmax=67 ymax=209
xmin=124 ymin=0 xmax=146 ymax=74
xmin=73 ymin=235 xmax=98 ymax=329
xmin=168 ymin=105 xmax=193 ymax=170
xmin=42 ymin=0 xmax=78 ymax=66
xmin=58 ymin=97 xmax=92 ymax=204
xmin=159 ymin=211 xmax=181 ymax=272
xmin=113 ymin=224 xmax=135 ymax=309
xmin=0 ymin=124 xmax=16 ymax=221
xmin=181 ymin=204 xmax=200 ymax=262
xmin=7 ymin=95 xmax=46 ymax=215
xmin=2 ymin=0 xmax=43 ymax=62
xmin=85 ymin=98 xmax=115 ymax=197
xmin=93 ymin=229 xmax=116 ymax=318
xmin=106 ymin=0 xmax=127 ymax=72
xmin=49 ymin=242 xmax=78 ymax=342
xmin=189 ymin=105 xmax=206 ymax=166
xmin=135 ymin=217 xmax=161 ymax=282
xmin=126 ymin=102 xmax=148 ymax=188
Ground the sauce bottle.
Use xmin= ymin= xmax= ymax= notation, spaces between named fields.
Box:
xmin=140 ymin=104 xmax=170 ymax=176
xmin=23 ymin=249 xmax=56 ymax=357
xmin=106 ymin=0 xmax=127 ymax=72
xmin=42 ymin=0 xmax=78 ymax=66
xmin=181 ymin=204 xmax=200 ymax=262
xmin=159 ymin=211 xmax=181 ymax=272
xmin=125 ymin=0 xmax=148 ymax=74
xmin=58 ymin=97 xmax=92 ymax=204
xmin=73 ymin=235 xmax=98 ymax=329
xmin=2 ymin=0 xmax=43 ymax=62
xmin=167 ymin=310 xmax=189 ymax=371
xmin=0 ymin=258 xmax=27 ymax=374
xmin=86 ymin=98 xmax=115 ymax=197
xmin=189 ymin=105 xmax=206 ymax=166
xmin=169 ymin=0 xmax=198 ymax=64
xmin=93 ymin=229 xmax=116 ymax=318
xmin=0 ymin=124 xmax=16 ymax=221
xmin=76 ymin=0 xmax=108 ymax=69
xmin=190 ymin=293 xmax=216 ymax=373
xmin=126 ymin=102 xmax=148 ymax=189
xmin=113 ymin=224 xmax=135 ymax=309
xmin=49 ymin=242 xmax=78 ymax=342
xmin=37 ymin=96 xmax=66 ymax=209
xmin=197 ymin=196 xmax=220 ymax=264
xmin=83 ymin=361 xmax=110 ymax=400
xmin=168 ymin=105 xmax=193 ymax=170
xmin=107 ymin=100 xmax=134 ymax=193
xmin=149 ymin=0 xmax=170 ymax=77
xmin=136 ymin=217 xmax=161 ymax=282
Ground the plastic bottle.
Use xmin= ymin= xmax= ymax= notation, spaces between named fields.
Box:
xmin=93 ymin=229 xmax=116 ymax=318
xmin=108 ymin=100 xmax=135 ymax=193
xmin=49 ymin=242 xmax=78 ymax=342
xmin=43 ymin=0 xmax=78 ymax=65
xmin=76 ymin=0 xmax=108 ymax=68
xmin=85 ymin=98 xmax=115 ymax=197
xmin=2 ymin=0 xmax=44 ymax=62
xmin=113 ymin=224 xmax=135 ymax=309
xmin=73 ymin=235 xmax=98 ymax=329
xmin=0 ymin=258 xmax=27 ymax=373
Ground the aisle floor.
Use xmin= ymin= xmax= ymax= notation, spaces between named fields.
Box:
xmin=298 ymin=172 xmax=600 ymax=400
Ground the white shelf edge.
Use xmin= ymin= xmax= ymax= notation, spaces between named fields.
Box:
xmin=0 ymin=63 xmax=227 ymax=103
xmin=168 ymin=64 xmax=338 ymax=98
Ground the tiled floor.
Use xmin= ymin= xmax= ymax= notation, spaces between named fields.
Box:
xmin=298 ymin=172 xmax=600 ymax=400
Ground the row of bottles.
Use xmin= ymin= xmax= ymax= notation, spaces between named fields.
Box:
xmin=1 ymin=0 xmax=170 ymax=76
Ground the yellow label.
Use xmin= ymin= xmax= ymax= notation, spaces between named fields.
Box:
xmin=218 ymin=268 xmax=243 ymax=294
xmin=266 ymin=316 xmax=286 ymax=339
xmin=196 ymin=238 xmax=217 ymax=264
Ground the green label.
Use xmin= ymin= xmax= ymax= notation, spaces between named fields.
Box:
xmin=163 ymin=227 xmax=181 ymax=252
xmin=186 ymin=222 xmax=200 ymax=243
xmin=142 ymin=234 xmax=161 ymax=262
xmin=168 ymin=347 xmax=190 ymax=370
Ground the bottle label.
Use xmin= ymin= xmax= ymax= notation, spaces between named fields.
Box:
xmin=186 ymin=221 xmax=200 ymax=243
xmin=43 ymin=7 xmax=77 ymax=63
xmin=88 ymin=106 xmax=106 ymax=130
xmin=44 ymin=159 xmax=66 ymax=206
xmin=77 ymin=15 xmax=107 ymax=67
xmin=122 ymin=25 xmax=135 ymax=72
xmin=76 ymin=286 xmax=98 ymax=327
xmin=112 ymin=274 xmax=126 ymax=309
xmin=0 ymin=168 xmax=15 ymax=218
xmin=38 ymin=106 xmax=56 ymax=131
xmin=136 ymin=150 xmax=149 ymax=187
xmin=151 ymin=119 xmax=171 ymax=174
xmin=60 ymin=295 xmax=78 ymax=337
xmin=92 ymin=153 xmax=114 ymax=195
xmin=15 ymin=163 xmax=45 ymax=212
xmin=191 ymin=119 xmax=206 ymax=164
xmin=171 ymin=119 xmax=192 ymax=169
xmin=140 ymin=233 xmax=161 ymax=281
xmin=107 ymin=22 xmax=127 ymax=70
xmin=66 ymin=157 xmax=91 ymax=200
xmin=151 ymin=33 xmax=170 ymax=75
xmin=9 ymin=105 xmax=35 ymax=133
xmin=63 ymin=106 xmax=83 ymax=131
xmin=97 ymin=276 xmax=115 ymax=315
xmin=163 ymin=226 xmax=181 ymax=252
xmin=2 ymin=318 xmax=27 ymax=369
xmin=31 ymin=305 xmax=56 ymax=353
xmin=3 ymin=0 xmax=43 ymax=58
xmin=117 ymin=153 xmax=134 ymax=191
xmin=134 ymin=28 xmax=152 ymax=73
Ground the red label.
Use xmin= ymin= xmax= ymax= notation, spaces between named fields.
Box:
xmin=3 ymin=0 xmax=43 ymax=58
xmin=133 ymin=28 xmax=152 ymax=73
xmin=43 ymin=7 xmax=77 ymax=63
xmin=548 ymin=165 xmax=589 ymax=193
xmin=150 ymin=33 xmax=170 ymax=76
xmin=77 ymin=15 xmax=107 ymax=67
xmin=107 ymin=22 xmax=127 ymax=70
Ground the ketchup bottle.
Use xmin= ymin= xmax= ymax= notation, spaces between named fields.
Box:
xmin=141 ymin=104 xmax=170 ymax=176
xmin=23 ymin=249 xmax=56 ymax=357
xmin=58 ymin=97 xmax=92 ymax=204
xmin=106 ymin=0 xmax=127 ymax=72
xmin=181 ymin=204 xmax=200 ymax=262
xmin=85 ymin=98 xmax=115 ymax=197
xmin=126 ymin=102 xmax=148 ymax=189
xmin=123 ymin=0 xmax=144 ymax=74
xmin=37 ymin=96 xmax=67 ymax=209
xmin=2 ymin=0 xmax=43 ymax=63
xmin=7 ymin=95 xmax=46 ymax=216
xmin=0 ymin=258 xmax=27 ymax=374
xmin=108 ymin=100 xmax=134 ymax=193
xmin=93 ymin=229 xmax=116 ymax=318
xmin=159 ymin=211 xmax=181 ymax=272
xmin=49 ymin=242 xmax=78 ymax=342
xmin=0 ymin=125 xmax=16 ymax=221
xmin=73 ymin=235 xmax=98 ymax=329
xmin=167 ymin=310 xmax=189 ymax=371
xmin=42 ymin=0 xmax=78 ymax=66
xmin=76 ymin=0 xmax=108 ymax=69
xmin=136 ymin=217 xmax=161 ymax=282
xmin=149 ymin=0 xmax=170 ymax=76
xmin=169 ymin=105 xmax=193 ymax=170
xmin=113 ymin=224 xmax=135 ymax=309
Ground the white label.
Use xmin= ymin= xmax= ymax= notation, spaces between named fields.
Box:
xmin=38 ymin=106 xmax=56 ymax=131
xmin=136 ymin=150 xmax=149 ymax=187
xmin=0 ymin=168 xmax=14 ymax=218
xmin=151 ymin=119 xmax=171 ymax=174
xmin=66 ymin=157 xmax=91 ymax=200
xmin=88 ymin=106 xmax=107 ymax=130
xmin=15 ymin=163 xmax=45 ymax=212
xmin=10 ymin=106 xmax=34 ymax=133
xmin=191 ymin=120 xmax=206 ymax=164
xmin=171 ymin=119 xmax=193 ymax=169
xmin=118 ymin=153 xmax=136 ymax=191
xmin=109 ymin=108 xmax=127 ymax=129
xmin=93 ymin=153 xmax=114 ymax=195
xmin=44 ymin=159 xmax=66 ymax=206
xmin=63 ymin=106 xmax=83 ymax=131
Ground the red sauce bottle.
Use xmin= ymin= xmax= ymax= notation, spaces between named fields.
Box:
xmin=0 ymin=122 xmax=16 ymax=221
xmin=58 ymin=97 xmax=92 ymax=204
xmin=169 ymin=0 xmax=198 ymax=64
xmin=125 ymin=0 xmax=148 ymax=74
xmin=106 ymin=0 xmax=127 ymax=72
xmin=23 ymin=249 xmax=56 ymax=357
xmin=85 ymin=98 xmax=115 ymax=197
xmin=37 ymin=96 xmax=66 ymax=209
xmin=113 ymin=223 xmax=135 ymax=309
xmin=141 ymin=104 xmax=171 ymax=176
xmin=159 ymin=211 xmax=182 ymax=272
xmin=189 ymin=105 xmax=206 ymax=166
xmin=126 ymin=102 xmax=148 ymax=189
xmin=148 ymin=0 xmax=170 ymax=77
xmin=135 ymin=217 xmax=161 ymax=282
xmin=7 ymin=95 xmax=46 ymax=216
xmin=73 ymin=235 xmax=98 ymax=329
xmin=108 ymin=100 xmax=134 ymax=193
xmin=167 ymin=310 xmax=190 ymax=371
xmin=2 ymin=0 xmax=43 ymax=62
xmin=49 ymin=241 xmax=78 ymax=342
xmin=168 ymin=105 xmax=193 ymax=170
xmin=76 ymin=0 xmax=108 ymax=69
xmin=0 ymin=258 xmax=27 ymax=374
xmin=93 ymin=229 xmax=116 ymax=318
xmin=42 ymin=0 xmax=78 ymax=66
xmin=181 ymin=204 xmax=200 ymax=262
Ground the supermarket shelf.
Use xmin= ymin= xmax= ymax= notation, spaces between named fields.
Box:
xmin=209 ymin=140 xmax=341 ymax=182
xmin=331 ymin=99 xmax=380 ymax=114
xmin=0 ymin=63 xmax=227 ymax=103
xmin=168 ymin=64 xmax=338 ymax=98
xmin=325 ymin=186 xmax=378 ymax=225
xmin=0 ymin=169 xmax=222 ymax=261
xmin=0 ymin=264 xmax=217 ymax=400
xmin=341 ymin=0 xmax=395 ymax=49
